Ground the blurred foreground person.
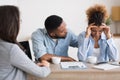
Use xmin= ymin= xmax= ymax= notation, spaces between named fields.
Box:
xmin=0 ymin=5 xmax=51 ymax=80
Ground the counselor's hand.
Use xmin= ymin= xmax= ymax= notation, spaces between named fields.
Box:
xmin=37 ymin=60 xmax=50 ymax=67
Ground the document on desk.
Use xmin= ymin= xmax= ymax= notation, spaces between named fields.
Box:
xmin=93 ymin=63 xmax=120 ymax=70
xmin=60 ymin=62 xmax=87 ymax=70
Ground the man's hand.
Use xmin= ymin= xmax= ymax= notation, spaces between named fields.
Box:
xmin=61 ymin=56 xmax=76 ymax=62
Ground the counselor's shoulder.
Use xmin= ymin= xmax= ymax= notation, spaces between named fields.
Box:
xmin=0 ymin=40 xmax=18 ymax=52
xmin=0 ymin=40 xmax=24 ymax=58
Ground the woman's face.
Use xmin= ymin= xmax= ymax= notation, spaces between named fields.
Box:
xmin=91 ymin=26 xmax=103 ymax=39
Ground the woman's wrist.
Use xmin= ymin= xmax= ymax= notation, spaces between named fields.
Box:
xmin=106 ymin=33 xmax=112 ymax=39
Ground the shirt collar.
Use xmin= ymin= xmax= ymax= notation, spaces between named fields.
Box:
xmin=43 ymin=28 xmax=54 ymax=39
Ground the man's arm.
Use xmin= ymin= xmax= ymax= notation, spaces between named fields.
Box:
xmin=60 ymin=56 xmax=76 ymax=61
xmin=68 ymin=29 xmax=78 ymax=47
xmin=38 ymin=54 xmax=54 ymax=62
xmin=39 ymin=53 xmax=76 ymax=62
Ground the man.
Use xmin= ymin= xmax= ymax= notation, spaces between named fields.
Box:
xmin=32 ymin=15 xmax=78 ymax=62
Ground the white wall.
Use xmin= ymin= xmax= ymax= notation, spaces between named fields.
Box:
xmin=0 ymin=0 xmax=17 ymax=6
xmin=0 ymin=0 xmax=120 ymax=60
xmin=16 ymin=0 xmax=120 ymax=41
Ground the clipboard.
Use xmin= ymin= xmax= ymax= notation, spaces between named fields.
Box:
xmin=60 ymin=62 xmax=87 ymax=70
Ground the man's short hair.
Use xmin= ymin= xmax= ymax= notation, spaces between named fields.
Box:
xmin=45 ymin=15 xmax=63 ymax=31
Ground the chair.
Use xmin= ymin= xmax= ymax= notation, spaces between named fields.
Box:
xmin=19 ymin=40 xmax=35 ymax=61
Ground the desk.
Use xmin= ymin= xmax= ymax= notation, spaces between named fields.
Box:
xmin=27 ymin=63 xmax=120 ymax=80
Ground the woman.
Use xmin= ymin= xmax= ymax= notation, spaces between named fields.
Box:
xmin=0 ymin=5 xmax=51 ymax=80
xmin=77 ymin=4 xmax=119 ymax=63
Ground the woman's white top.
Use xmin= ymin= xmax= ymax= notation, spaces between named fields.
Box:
xmin=92 ymin=48 xmax=100 ymax=61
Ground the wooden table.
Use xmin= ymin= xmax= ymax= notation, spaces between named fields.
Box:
xmin=27 ymin=63 xmax=120 ymax=80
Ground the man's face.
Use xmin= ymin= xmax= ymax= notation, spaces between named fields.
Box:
xmin=51 ymin=21 xmax=67 ymax=39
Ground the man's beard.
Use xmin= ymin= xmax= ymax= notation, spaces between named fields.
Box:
xmin=53 ymin=34 xmax=66 ymax=39
xmin=54 ymin=36 xmax=66 ymax=39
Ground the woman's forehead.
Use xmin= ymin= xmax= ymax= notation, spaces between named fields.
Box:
xmin=91 ymin=26 xmax=103 ymax=30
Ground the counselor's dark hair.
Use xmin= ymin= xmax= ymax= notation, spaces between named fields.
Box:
xmin=0 ymin=5 xmax=23 ymax=49
xmin=86 ymin=4 xmax=109 ymax=26
xmin=45 ymin=15 xmax=63 ymax=31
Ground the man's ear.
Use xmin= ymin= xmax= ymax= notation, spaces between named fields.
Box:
xmin=50 ymin=32 xmax=55 ymax=37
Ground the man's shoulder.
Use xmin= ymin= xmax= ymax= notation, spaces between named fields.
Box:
xmin=32 ymin=28 xmax=46 ymax=36
xmin=34 ymin=28 xmax=46 ymax=33
xmin=67 ymin=29 xmax=76 ymax=35
xmin=79 ymin=31 xmax=86 ymax=35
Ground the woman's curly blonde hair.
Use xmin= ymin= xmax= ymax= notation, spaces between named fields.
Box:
xmin=86 ymin=4 xmax=109 ymax=26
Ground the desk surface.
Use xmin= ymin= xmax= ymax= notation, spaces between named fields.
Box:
xmin=27 ymin=63 xmax=120 ymax=80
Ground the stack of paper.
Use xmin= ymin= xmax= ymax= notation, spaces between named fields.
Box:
xmin=93 ymin=64 xmax=120 ymax=70
xmin=60 ymin=62 xmax=87 ymax=70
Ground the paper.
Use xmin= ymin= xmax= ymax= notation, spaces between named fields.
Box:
xmin=93 ymin=63 xmax=120 ymax=70
xmin=60 ymin=62 xmax=87 ymax=70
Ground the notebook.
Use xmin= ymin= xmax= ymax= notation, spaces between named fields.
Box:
xmin=60 ymin=62 xmax=87 ymax=70
xmin=93 ymin=63 xmax=120 ymax=70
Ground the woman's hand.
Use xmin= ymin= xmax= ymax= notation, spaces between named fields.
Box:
xmin=101 ymin=23 xmax=111 ymax=39
xmin=86 ymin=23 xmax=96 ymax=38
xmin=37 ymin=60 xmax=50 ymax=67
